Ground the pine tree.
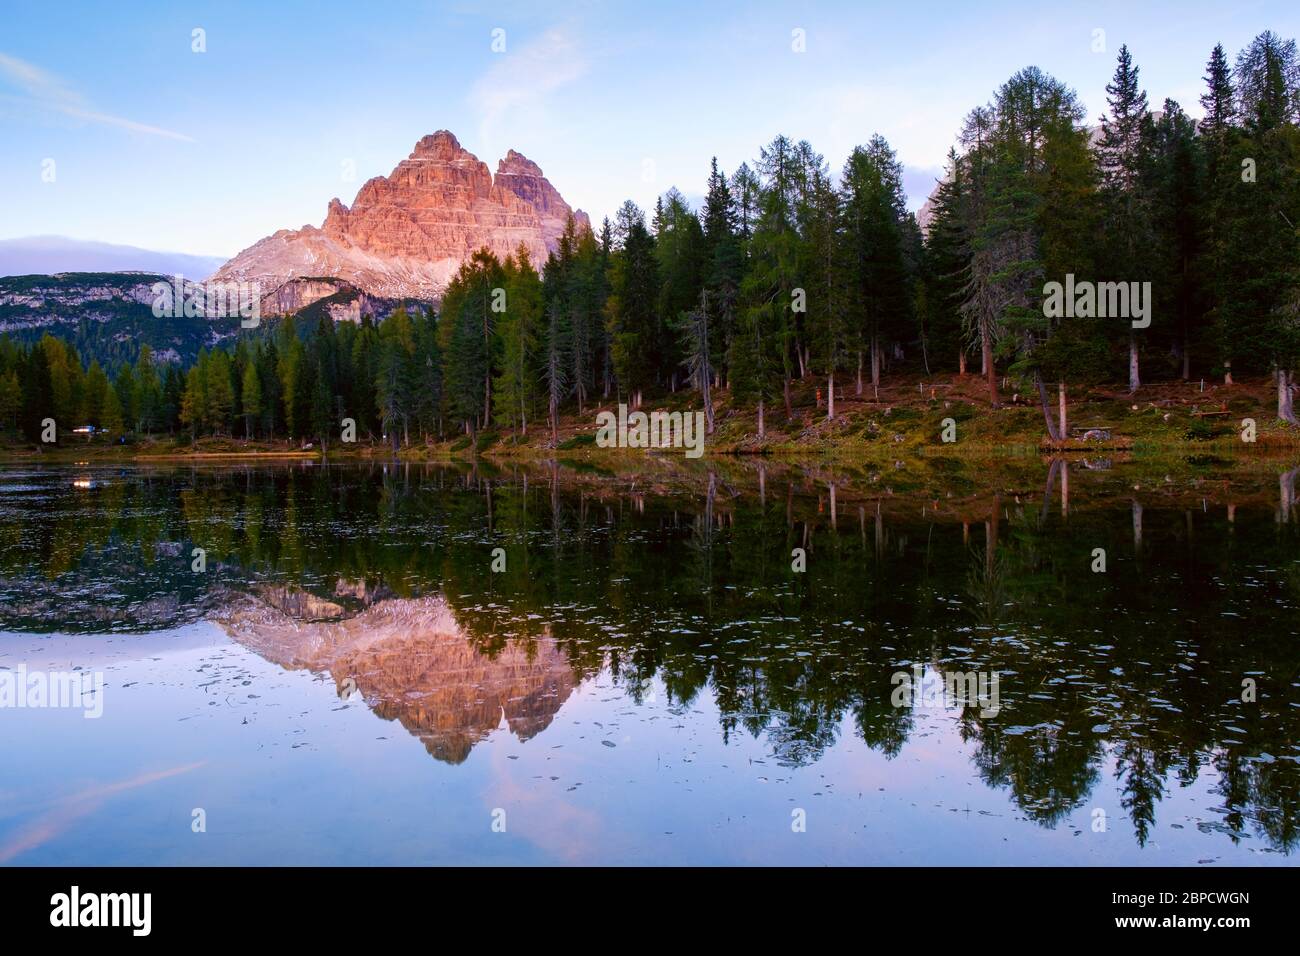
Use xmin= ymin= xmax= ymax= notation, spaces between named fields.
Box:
xmin=375 ymin=305 xmax=416 ymax=446
xmin=675 ymin=288 xmax=715 ymax=431
xmin=654 ymin=188 xmax=705 ymax=391
xmin=1217 ymin=32 xmax=1300 ymax=417
xmin=801 ymin=164 xmax=848 ymax=415
xmin=206 ymin=350 xmax=234 ymax=434
xmin=412 ymin=308 xmax=444 ymax=440
xmin=134 ymin=345 xmax=161 ymax=433
xmin=702 ymin=157 xmax=743 ymax=386
xmin=607 ymin=204 xmax=658 ymax=407
xmin=162 ymin=364 xmax=184 ymax=434
xmin=965 ymin=67 xmax=1089 ymax=436
xmin=0 ymin=369 xmax=21 ymax=431
xmin=100 ymin=382 xmax=124 ymax=434
xmin=1096 ymin=45 xmax=1154 ymax=391
xmin=924 ymin=150 xmax=972 ymax=374
xmin=745 ymin=134 xmax=804 ymax=419
xmin=1145 ymin=100 xmax=1204 ymax=380
xmin=82 ymin=360 xmax=110 ymax=427
xmin=1199 ymin=43 xmax=1239 ymax=383
xmin=180 ymin=354 xmax=206 ymax=440
xmin=495 ymin=246 xmax=541 ymax=434
xmin=543 ymin=298 xmax=571 ymax=444
xmin=841 ymin=135 xmax=911 ymax=396
xmin=241 ymin=358 xmax=261 ymax=439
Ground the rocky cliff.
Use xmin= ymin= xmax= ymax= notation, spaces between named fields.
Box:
xmin=212 ymin=131 xmax=590 ymax=313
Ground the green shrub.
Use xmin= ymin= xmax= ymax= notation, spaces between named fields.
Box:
xmin=558 ymin=433 xmax=596 ymax=450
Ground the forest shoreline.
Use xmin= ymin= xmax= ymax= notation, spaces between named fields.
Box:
xmin=4 ymin=372 xmax=1298 ymax=465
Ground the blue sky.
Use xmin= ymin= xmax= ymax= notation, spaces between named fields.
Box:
xmin=0 ymin=0 xmax=1294 ymax=258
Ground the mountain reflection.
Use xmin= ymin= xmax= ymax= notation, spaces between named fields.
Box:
xmin=0 ymin=458 xmax=1298 ymax=851
xmin=218 ymin=589 xmax=576 ymax=763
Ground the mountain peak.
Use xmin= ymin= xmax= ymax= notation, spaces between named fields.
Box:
xmin=211 ymin=132 xmax=589 ymax=311
xmin=410 ymin=129 xmax=470 ymax=161
xmin=497 ymin=149 xmax=544 ymax=178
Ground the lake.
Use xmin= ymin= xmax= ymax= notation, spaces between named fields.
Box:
xmin=1 ymin=456 xmax=1297 ymax=865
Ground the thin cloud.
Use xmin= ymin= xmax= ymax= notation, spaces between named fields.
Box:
xmin=0 ymin=762 xmax=205 ymax=863
xmin=0 ymin=51 xmax=194 ymax=142
xmin=470 ymin=27 xmax=587 ymax=152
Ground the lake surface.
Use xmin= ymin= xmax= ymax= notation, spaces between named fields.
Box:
xmin=1 ymin=457 xmax=1298 ymax=865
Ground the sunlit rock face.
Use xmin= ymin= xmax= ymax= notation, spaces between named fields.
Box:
xmin=211 ymin=131 xmax=590 ymax=311
xmin=216 ymin=592 xmax=577 ymax=763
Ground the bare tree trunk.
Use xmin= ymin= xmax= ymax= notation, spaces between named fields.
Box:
xmin=856 ymin=351 xmax=863 ymax=396
xmin=757 ymin=399 xmax=765 ymax=440
xmin=870 ymin=334 xmax=880 ymax=392
xmin=959 ymin=349 xmax=967 ymax=376
xmin=1035 ymin=371 xmax=1061 ymax=442
xmin=1279 ymin=369 xmax=1297 ymax=424
xmin=1128 ymin=333 xmax=1140 ymax=393
xmin=702 ymin=366 xmax=714 ymax=434
xmin=985 ymin=497 xmax=999 ymax=574
xmin=1224 ymin=359 xmax=1233 ymax=386
xmin=1281 ymin=466 xmax=1300 ymax=522
xmin=1041 ymin=457 xmax=1062 ymax=524
xmin=1058 ymin=381 xmax=1067 ymax=439
xmin=827 ymin=371 xmax=835 ymax=420
xmin=983 ymin=332 xmax=999 ymax=407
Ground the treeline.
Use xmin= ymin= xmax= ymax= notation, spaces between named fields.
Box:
xmin=0 ymin=336 xmax=182 ymax=439
xmin=928 ymin=31 xmax=1300 ymax=435
xmin=2 ymin=30 xmax=1297 ymax=446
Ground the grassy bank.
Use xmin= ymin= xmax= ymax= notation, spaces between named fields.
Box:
xmin=3 ymin=373 xmax=1297 ymax=465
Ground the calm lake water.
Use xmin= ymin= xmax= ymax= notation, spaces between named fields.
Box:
xmin=1 ymin=458 xmax=1298 ymax=865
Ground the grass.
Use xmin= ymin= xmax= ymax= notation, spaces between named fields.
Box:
xmin=4 ymin=373 xmax=1297 ymax=466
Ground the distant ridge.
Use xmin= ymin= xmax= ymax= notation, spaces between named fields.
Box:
xmin=0 ymin=236 xmax=225 ymax=281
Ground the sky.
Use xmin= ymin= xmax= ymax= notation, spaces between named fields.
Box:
xmin=0 ymin=0 xmax=1295 ymax=259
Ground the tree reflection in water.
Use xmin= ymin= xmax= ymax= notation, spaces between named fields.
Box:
xmin=0 ymin=457 xmax=1297 ymax=852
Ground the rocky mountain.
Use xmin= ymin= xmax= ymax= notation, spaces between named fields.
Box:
xmin=0 ymin=270 xmax=421 ymax=369
xmin=0 ymin=272 xmax=233 ymax=367
xmin=257 ymin=276 xmax=418 ymax=325
xmin=212 ymin=131 xmax=590 ymax=313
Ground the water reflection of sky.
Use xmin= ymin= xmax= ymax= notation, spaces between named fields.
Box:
xmin=0 ymin=622 xmax=1288 ymax=866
